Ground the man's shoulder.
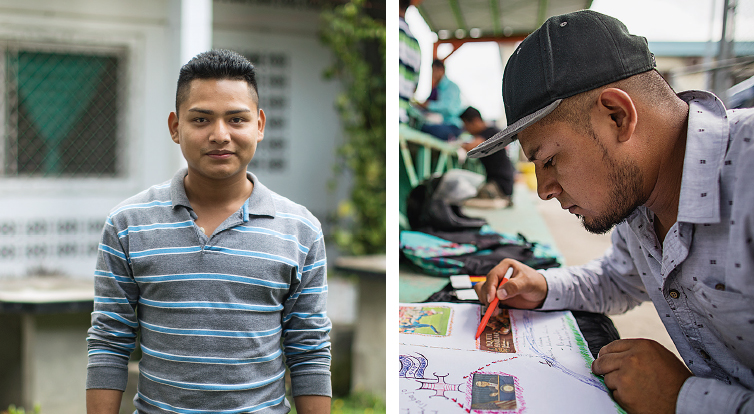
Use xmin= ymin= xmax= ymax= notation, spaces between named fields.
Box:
xmin=441 ymin=76 xmax=460 ymax=90
xmin=481 ymin=126 xmax=501 ymax=140
xmin=728 ymin=107 xmax=754 ymax=135
xmin=108 ymin=179 xmax=173 ymax=220
xmin=263 ymin=186 xmax=322 ymax=232
xmin=725 ymin=107 xmax=754 ymax=169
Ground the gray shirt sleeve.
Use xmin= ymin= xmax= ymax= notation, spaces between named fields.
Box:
xmin=677 ymin=377 xmax=754 ymax=413
xmin=85 ymin=217 xmax=139 ymax=391
xmin=282 ymin=231 xmax=332 ymax=397
xmin=539 ymin=224 xmax=650 ymax=314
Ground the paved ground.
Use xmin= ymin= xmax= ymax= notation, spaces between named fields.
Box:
xmin=531 ymin=184 xmax=682 ymax=359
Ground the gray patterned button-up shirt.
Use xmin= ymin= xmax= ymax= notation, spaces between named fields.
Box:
xmin=540 ymin=91 xmax=754 ymax=413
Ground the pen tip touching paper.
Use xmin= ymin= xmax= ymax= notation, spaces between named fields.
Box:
xmin=475 ymin=267 xmax=514 ymax=340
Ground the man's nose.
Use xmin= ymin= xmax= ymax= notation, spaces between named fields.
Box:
xmin=536 ymin=169 xmax=561 ymax=201
xmin=210 ymin=121 xmax=231 ymax=143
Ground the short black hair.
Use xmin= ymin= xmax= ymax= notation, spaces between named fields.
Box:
xmin=175 ymin=49 xmax=259 ymax=114
xmin=431 ymin=59 xmax=445 ymax=70
xmin=460 ymin=106 xmax=482 ymax=122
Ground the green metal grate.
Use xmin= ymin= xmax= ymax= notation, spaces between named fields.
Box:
xmin=4 ymin=48 xmax=123 ymax=177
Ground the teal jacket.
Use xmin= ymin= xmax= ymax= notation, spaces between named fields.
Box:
xmin=427 ymin=76 xmax=463 ymax=127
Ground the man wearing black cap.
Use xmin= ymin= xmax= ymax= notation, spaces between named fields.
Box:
xmin=472 ymin=9 xmax=754 ymax=414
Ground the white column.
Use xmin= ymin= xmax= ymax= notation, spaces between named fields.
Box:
xmin=179 ymin=0 xmax=213 ymax=65
xmin=167 ymin=0 xmax=213 ymax=173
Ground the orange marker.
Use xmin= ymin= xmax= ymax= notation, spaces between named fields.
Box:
xmin=475 ymin=267 xmax=514 ymax=340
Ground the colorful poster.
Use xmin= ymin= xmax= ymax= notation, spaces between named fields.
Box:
xmin=398 ymin=302 xmax=624 ymax=414
xmin=399 ymin=305 xmax=453 ymax=336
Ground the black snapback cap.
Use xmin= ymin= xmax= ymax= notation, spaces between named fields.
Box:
xmin=468 ymin=10 xmax=655 ymax=158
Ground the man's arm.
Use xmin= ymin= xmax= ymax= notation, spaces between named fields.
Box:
xmin=282 ymin=229 xmax=333 ymax=400
xmin=294 ymin=395 xmax=331 ymax=414
xmin=539 ymin=224 xmax=649 ymax=314
xmin=461 ymin=137 xmax=485 ymax=152
xmin=86 ymin=215 xmax=139 ymax=395
xmin=86 ymin=389 xmax=123 ymax=414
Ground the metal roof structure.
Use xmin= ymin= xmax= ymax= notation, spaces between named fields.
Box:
xmin=414 ymin=0 xmax=593 ymax=58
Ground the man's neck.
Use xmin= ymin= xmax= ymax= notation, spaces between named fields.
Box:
xmin=183 ymin=169 xmax=253 ymax=209
xmin=644 ymin=106 xmax=689 ymax=243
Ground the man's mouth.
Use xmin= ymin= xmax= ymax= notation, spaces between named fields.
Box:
xmin=206 ymin=150 xmax=233 ymax=159
xmin=562 ymin=204 xmax=577 ymax=214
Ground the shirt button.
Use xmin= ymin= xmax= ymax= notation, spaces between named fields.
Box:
xmin=700 ymin=350 xmax=711 ymax=360
xmin=669 ymin=289 xmax=680 ymax=299
xmin=715 ymin=283 xmax=726 ymax=291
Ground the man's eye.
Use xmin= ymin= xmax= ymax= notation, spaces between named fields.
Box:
xmin=543 ymin=157 xmax=554 ymax=168
xmin=230 ymin=117 xmax=244 ymax=123
xmin=193 ymin=117 xmax=207 ymax=123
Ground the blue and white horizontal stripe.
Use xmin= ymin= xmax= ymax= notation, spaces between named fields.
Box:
xmin=86 ymin=168 xmax=332 ymax=413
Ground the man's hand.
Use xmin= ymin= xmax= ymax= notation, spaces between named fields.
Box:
xmin=294 ymin=395 xmax=331 ymax=414
xmin=591 ymin=339 xmax=692 ymax=414
xmin=473 ymin=259 xmax=548 ymax=310
xmin=461 ymin=137 xmax=485 ymax=152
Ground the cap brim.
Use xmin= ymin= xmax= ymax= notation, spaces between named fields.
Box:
xmin=467 ymin=99 xmax=562 ymax=158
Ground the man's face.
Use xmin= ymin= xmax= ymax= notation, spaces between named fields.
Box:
xmin=463 ymin=118 xmax=485 ymax=135
xmin=519 ymin=119 xmax=645 ymax=234
xmin=169 ymin=79 xmax=265 ymax=182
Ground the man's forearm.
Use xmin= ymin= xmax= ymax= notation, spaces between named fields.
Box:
xmin=294 ymin=395 xmax=331 ymax=414
xmin=86 ymin=388 xmax=123 ymax=414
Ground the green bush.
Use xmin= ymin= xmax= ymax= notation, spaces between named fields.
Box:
xmin=2 ymin=405 xmax=41 ymax=414
xmin=289 ymin=392 xmax=386 ymax=414
xmin=320 ymin=0 xmax=386 ymax=256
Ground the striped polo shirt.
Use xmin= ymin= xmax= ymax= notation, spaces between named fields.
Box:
xmin=399 ymin=16 xmax=421 ymax=124
xmin=86 ymin=168 xmax=332 ymax=413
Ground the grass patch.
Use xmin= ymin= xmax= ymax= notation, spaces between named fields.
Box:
xmin=290 ymin=392 xmax=385 ymax=414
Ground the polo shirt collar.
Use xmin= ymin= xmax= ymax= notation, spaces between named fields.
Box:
xmin=170 ymin=168 xmax=276 ymax=220
xmin=676 ymin=90 xmax=728 ymax=224
xmin=245 ymin=172 xmax=276 ymax=219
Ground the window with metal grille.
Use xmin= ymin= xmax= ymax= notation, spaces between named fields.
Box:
xmin=2 ymin=45 xmax=125 ymax=177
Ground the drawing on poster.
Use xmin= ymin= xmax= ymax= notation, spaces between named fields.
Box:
xmin=479 ymin=309 xmax=516 ymax=353
xmin=468 ymin=372 xmax=522 ymax=412
xmin=399 ymin=303 xmax=623 ymax=414
xmin=519 ymin=311 xmax=606 ymax=391
xmin=399 ymin=353 xmax=429 ymax=379
xmin=399 ymin=305 xmax=453 ymax=336
xmin=400 ymin=351 xmax=466 ymax=410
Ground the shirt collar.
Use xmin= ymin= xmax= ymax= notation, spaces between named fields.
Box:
xmin=170 ymin=168 xmax=276 ymax=220
xmin=675 ymin=90 xmax=729 ymax=224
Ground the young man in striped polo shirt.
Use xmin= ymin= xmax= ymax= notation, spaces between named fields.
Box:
xmin=86 ymin=49 xmax=332 ymax=414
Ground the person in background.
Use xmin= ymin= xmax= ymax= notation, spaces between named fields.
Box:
xmin=399 ymin=0 xmax=420 ymax=125
xmin=471 ymin=10 xmax=754 ymax=414
xmin=417 ymin=59 xmax=464 ymax=140
xmin=459 ymin=106 xmax=515 ymax=208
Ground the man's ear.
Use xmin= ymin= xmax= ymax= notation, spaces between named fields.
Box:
xmin=168 ymin=112 xmax=180 ymax=144
xmin=596 ymin=88 xmax=637 ymax=143
xmin=257 ymin=109 xmax=266 ymax=142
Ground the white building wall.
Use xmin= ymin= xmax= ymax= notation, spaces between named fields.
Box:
xmin=0 ymin=1 xmax=347 ymax=279
xmin=0 ymin=0 xmax=184 ymax=279
xmin=212 ymin=2 xmax=345 ymax=229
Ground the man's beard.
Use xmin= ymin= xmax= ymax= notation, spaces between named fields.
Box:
xmin=579 ymin=141 xmax=646 ymax=235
